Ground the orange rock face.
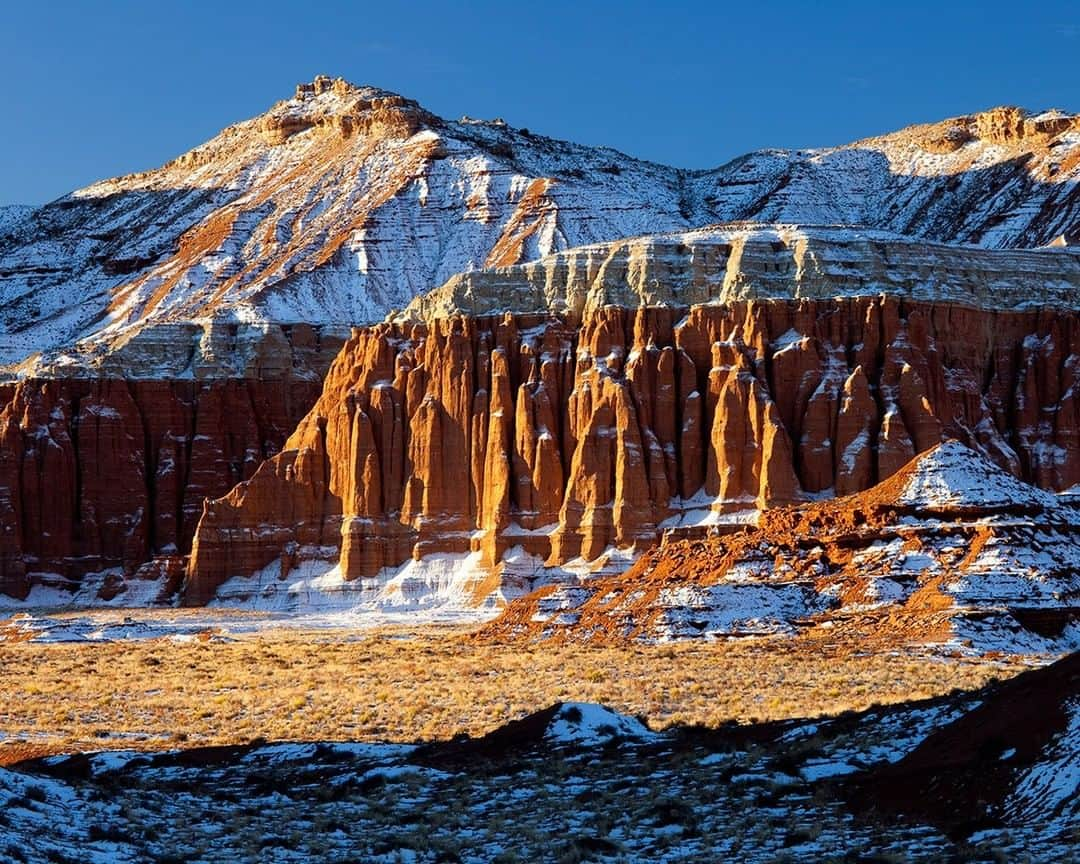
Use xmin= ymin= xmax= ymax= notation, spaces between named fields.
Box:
xmin=0 ymin=379 xmax=321 ymax=598
xmin=183 ymin=298 xmax=1080 ymax=604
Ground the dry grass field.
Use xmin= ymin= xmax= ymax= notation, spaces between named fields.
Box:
xmin=0 ymin=622 xmax=1036 ymax=765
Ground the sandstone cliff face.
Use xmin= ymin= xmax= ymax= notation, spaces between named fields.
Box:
xmin=0 ymin=378 xmax=321 ymax=598
xmin=184 ymin=298 xmax=1080 ymax=604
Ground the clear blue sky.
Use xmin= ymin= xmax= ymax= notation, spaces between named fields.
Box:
xmin=3 ymin=0 xmax=1078 ymax=204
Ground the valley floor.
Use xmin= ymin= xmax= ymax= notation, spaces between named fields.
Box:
xmin=2 ymin=613 xmax=1076 ymax=863
xmin=0 ymin=612 xmax=1037 ymax=763
xmin=1 ymin=657 xmax=1077 ymax=864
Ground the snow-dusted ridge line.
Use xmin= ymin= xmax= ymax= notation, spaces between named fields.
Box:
xmin=402 ymin=221 xmax=1080 ymax=321
xmin=2 ymin=80 xmax=1080 ymax=375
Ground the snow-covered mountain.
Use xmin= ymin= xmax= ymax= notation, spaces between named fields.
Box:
xmin=699 ymin=106 xmax=1080 ymax=248
xmin=0 ymin=205 xmax=32 ymax=238
xmin=0 ymin=77 xmax=708 ymax=373
xmin=1 ymin=77 xmax=1079 ymax=374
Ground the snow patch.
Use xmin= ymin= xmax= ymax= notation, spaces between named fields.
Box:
xmin=545 ymin=703 xmax=657 ymax=746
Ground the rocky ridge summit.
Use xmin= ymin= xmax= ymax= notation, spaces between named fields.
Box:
xmin=1 ymin=80 xmax=1079 ymax=376
xmin=480 ymin=441 xmax=1080 ymax=651
xmin=0 ymin=77 xmax=711 ymax=376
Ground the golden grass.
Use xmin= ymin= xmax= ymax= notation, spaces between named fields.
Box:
xmin=0 ymin=625 xmax=1032 ymax=762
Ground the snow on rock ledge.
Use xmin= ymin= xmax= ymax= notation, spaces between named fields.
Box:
xmin=403 ymin=224 xmax=1080 ymax=321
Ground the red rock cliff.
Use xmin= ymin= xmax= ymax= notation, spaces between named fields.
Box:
xmin=184 ymin=298 xmax=1080 ymax=604
xmin=0 ymin=378 xmax=322 ymax=598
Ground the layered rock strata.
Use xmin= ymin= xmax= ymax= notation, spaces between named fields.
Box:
xmin=4 ymin=79 xmax=1080 ymax=376
xmin=37 ymin=320 xmax=348 ymax=381
xmin=184 ymin=298 xmax=1080 ymax=604
xmin=403 ymin=224 xmax=1080 ymax=321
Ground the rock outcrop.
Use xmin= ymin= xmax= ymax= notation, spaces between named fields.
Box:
xmin=46 ymin=321 xmax=348 ymax=381
xmin=5 ymin=81 xmax=1080 ymax=618
xmin=0 ymin=377 xmax=322 ymax=598
xmin=184 ymin=299 xmax=1080 ymax=605
xmin=402 ymin=223 xmax=1080 ymax=320
xmin=257 ymin=76 xmax=434 ymax=145
xmin=847 ymin=650 xmax=1080 ymax=836
xmin=482 ymin=441 xmax=1080 ymax=650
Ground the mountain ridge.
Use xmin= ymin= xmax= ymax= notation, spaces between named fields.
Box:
xmin=3 ymin=81 xmax=1080 ymax=613
xmin=2 ymin=78 xmax=1080 ymax=377
xmin=401 ymin=222 xmax=1080 ymax=322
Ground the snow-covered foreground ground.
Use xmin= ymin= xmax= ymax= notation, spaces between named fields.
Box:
xmin=1 ymin=655 xmax=1077 ymax=864
xmin=0 ymin=603 xmax=490 ymax=645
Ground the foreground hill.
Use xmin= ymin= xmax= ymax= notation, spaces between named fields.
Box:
xmin=481 ymin=441 xmax=1080 ymax=652
xmin=0 ymin=654 xmax=1076 ymax=861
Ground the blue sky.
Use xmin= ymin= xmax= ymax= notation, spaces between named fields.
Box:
xmin=3 ymin=0 xmax=1078 ymax=204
